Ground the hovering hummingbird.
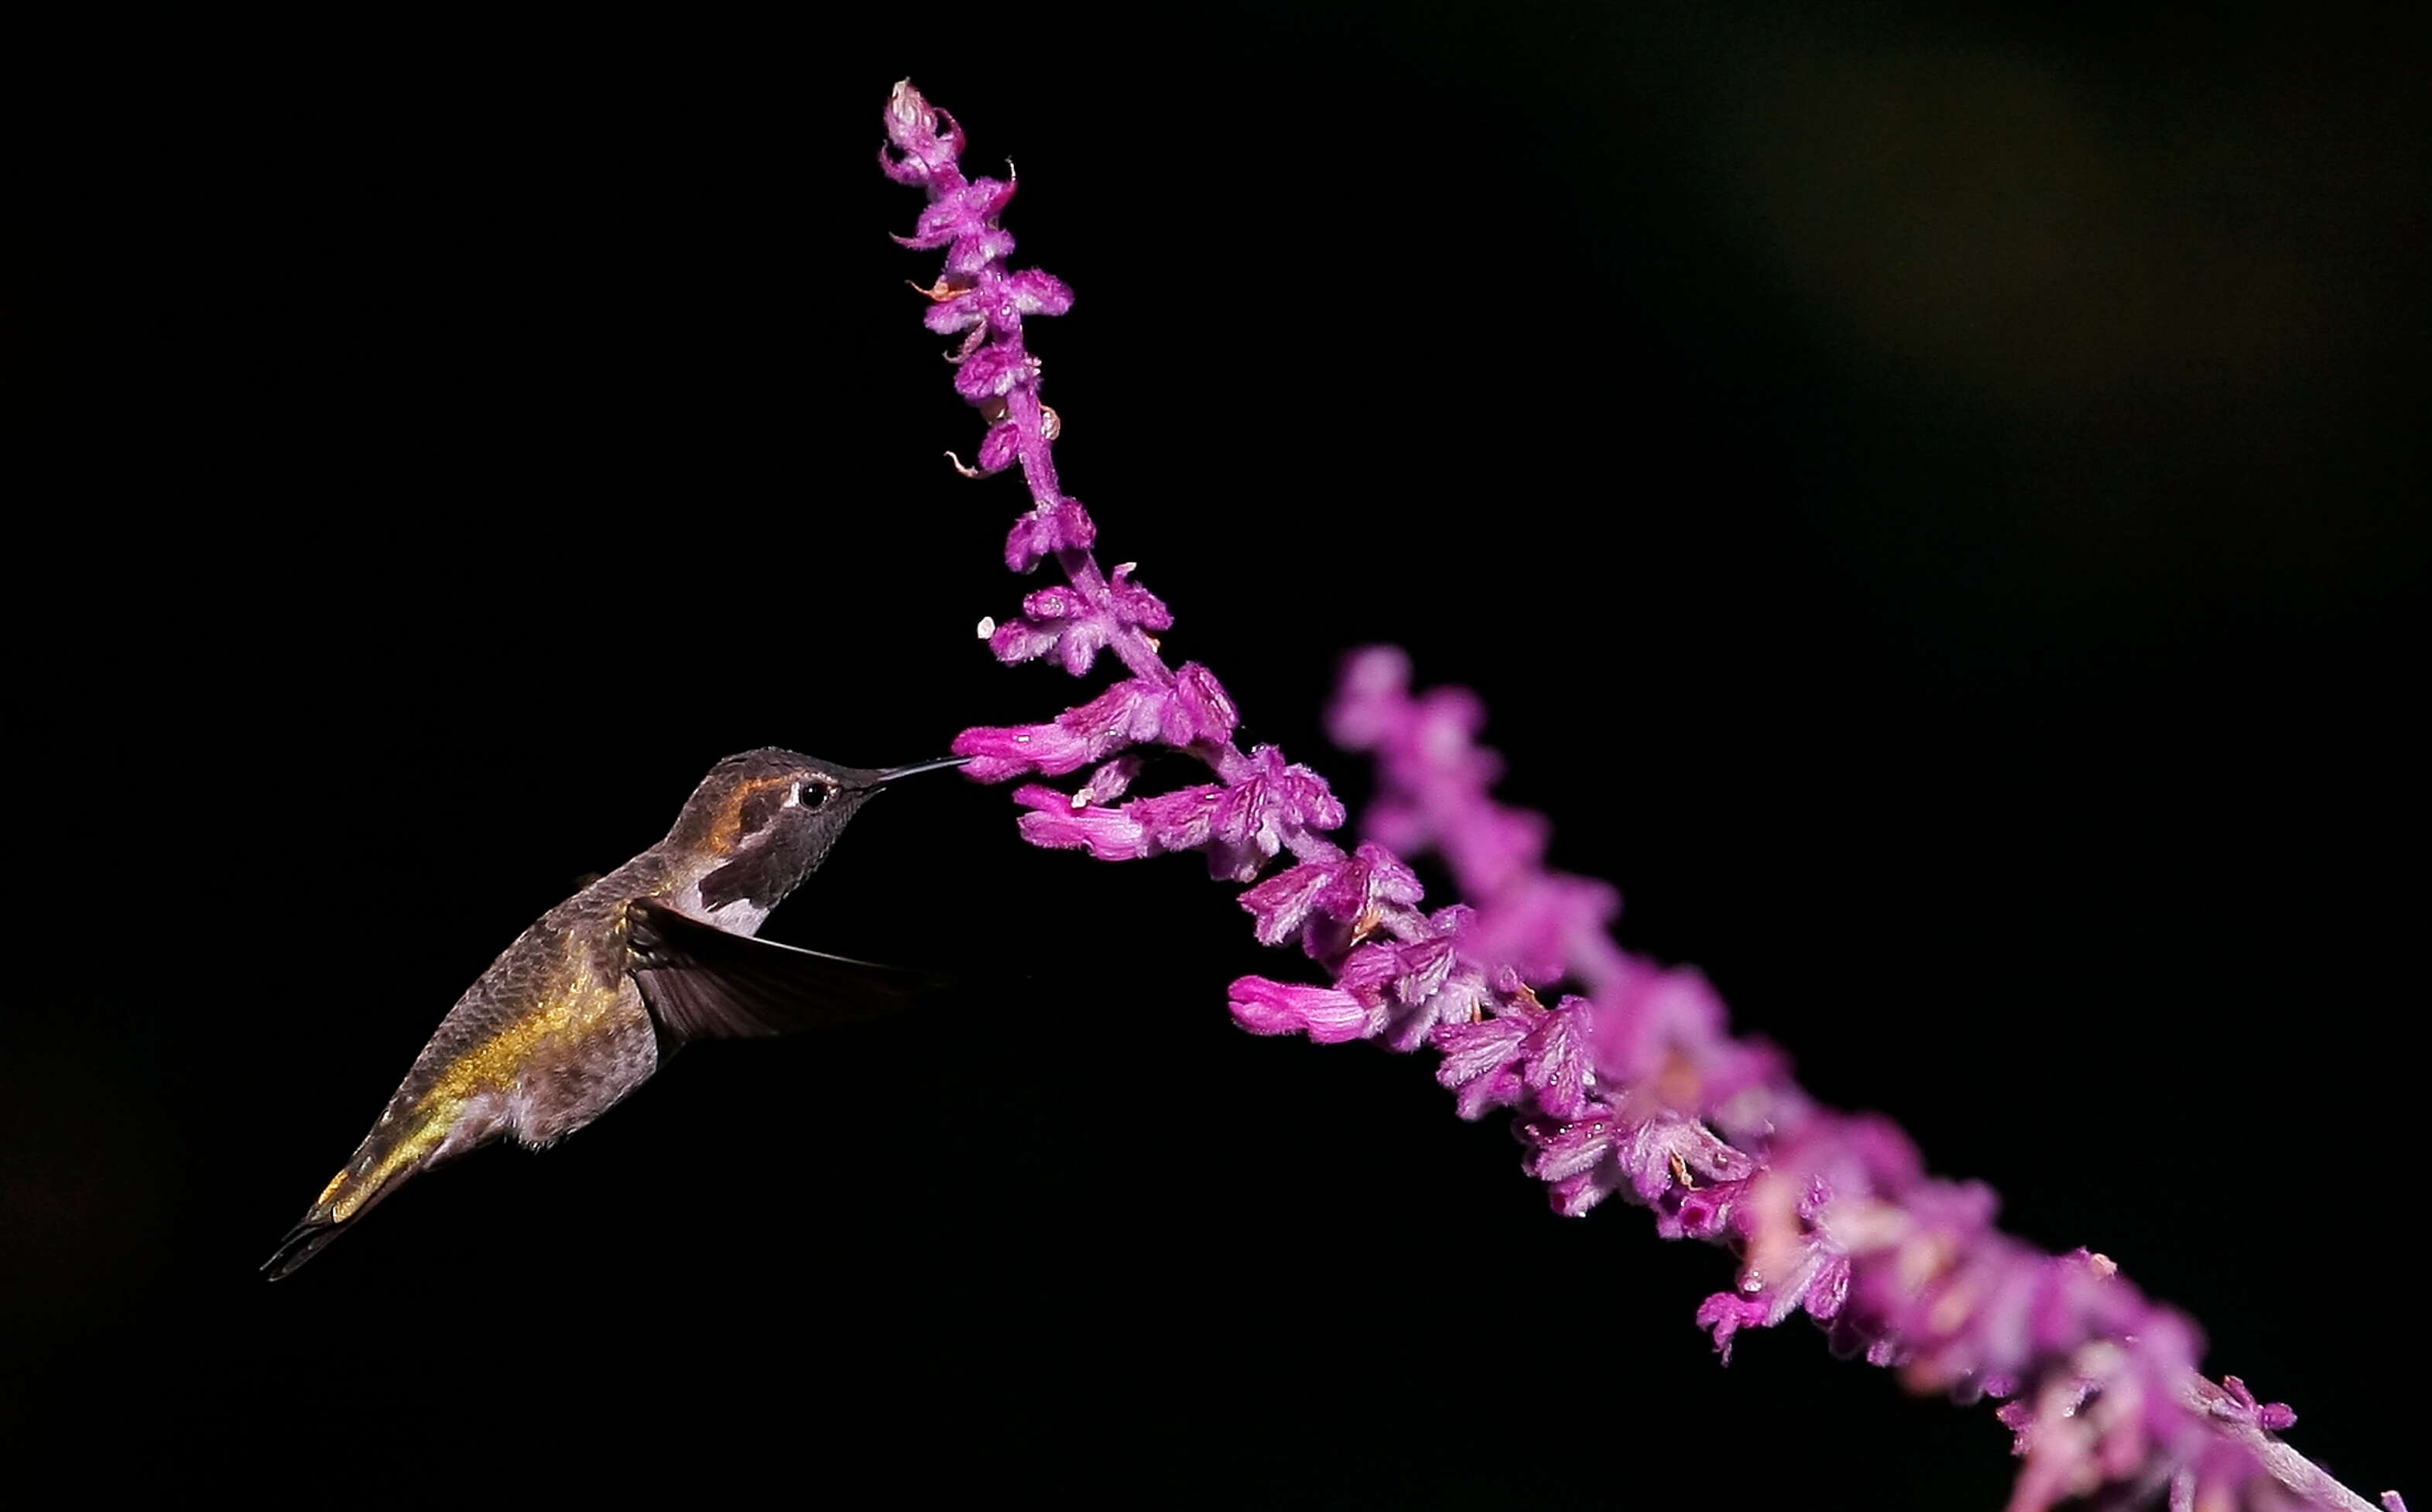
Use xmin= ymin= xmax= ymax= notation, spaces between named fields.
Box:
xmin=262 ymin=747 xmax=968 ymax=1279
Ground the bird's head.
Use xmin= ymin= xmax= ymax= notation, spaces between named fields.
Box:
xmin=667 ymin=747 xmax=967 ymax=916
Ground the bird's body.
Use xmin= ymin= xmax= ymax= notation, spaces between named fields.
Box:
xmin=264 ymin=747 xmax=963 ymax=1278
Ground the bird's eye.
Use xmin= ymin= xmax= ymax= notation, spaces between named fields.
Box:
xmin=798 ymin=782 xmax=831 ymax=809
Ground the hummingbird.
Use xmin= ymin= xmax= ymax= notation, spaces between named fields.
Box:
xmin=262 ymin=747 xmax=968 ymax=1279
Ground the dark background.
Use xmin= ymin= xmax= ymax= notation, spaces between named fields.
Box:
xmin=12 ymin=4 xmax=2423 ymax=1504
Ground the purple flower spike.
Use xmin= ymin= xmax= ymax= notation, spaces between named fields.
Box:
xmin=889 ymin=83 xmax=2399 ymax=1512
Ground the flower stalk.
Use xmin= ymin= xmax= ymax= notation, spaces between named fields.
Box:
xmin=879 ymin=77 xmax=2402 ymax=1512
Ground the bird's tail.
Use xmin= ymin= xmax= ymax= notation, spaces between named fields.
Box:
xmin=262 ymin=1208 xmax=361 ymax=1280
xmin=261 ymin=1103 xmax=456 ymax=1281
xmin=261 ymin=1175 xmax=394 ymax=1280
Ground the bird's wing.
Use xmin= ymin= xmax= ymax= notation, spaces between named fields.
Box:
xmin=624 ymin=898 xmax=947 ymax=1047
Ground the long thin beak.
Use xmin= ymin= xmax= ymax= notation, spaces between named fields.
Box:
xmin=868 ymin=755 xmax=973 ymax=785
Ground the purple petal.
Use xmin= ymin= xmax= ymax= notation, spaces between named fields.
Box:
xmin=1126 ymin=784 xmax=1225 ymax=857
xmin=1465 ymin=873 xmax=1617 ymax=984
xmin=1106 ymin=563 xmax=1173 ymax=632
xmin=1169 ymin=662 xmax=1238 ymax=745
xmin=1054 ymin=616 xmax=1111 ymax=675
xmin=879 ymin=80 xmax=964 ymax=185
xmin=1379 ymin=955 xmax=1488 ymax=1053
xmin=1310 ymin=843 xmax=1422 ymax=924
xmin=1005 ymin=500 xmax=1096 ymax=573
xmin=1326 ymin=646 xmax=1413 ymax=751
xmin=953 ymin=340 xmax=1039 ymax=403
xmin=1228 ymin=976 xmax=1378 ymax=1044
xmin=1433 ymin=1011 xmax=1535 ymax=1118
xmin=952 ymin=681 xmax=1160 ymax=780
xmin=1695 ymin=1291 xmax=1775 ymax=1364
xmin=975 ymin=422 xmax=1021 ymax=475
xmin=1002 ymin=267 xmax=1074 ymax=316
xmin=1239 ymin=862 xmax=1336 ymax=947
xmin=1524 ymin=1114 xmax=1615 ymax=1185
xmin=920 ymin=291 xmax=985 ymax=335
xmin=1517 ymin=998 xmax=1592 ymax=1120
xmin=1011 ymin=785 xmax=1151 ymax=860
xmin=985 ymin=615 xmax=1064 ymax=668
xmin=1075 ymin=753 xmax=1146 ymax=807
xmin=952 ymin=724 xmax=1066 ymax=783
xmin=1446 ymin=805 xmax=1550 ymax=898
xmin=944 ymin=221 xmax=1017 ymax=280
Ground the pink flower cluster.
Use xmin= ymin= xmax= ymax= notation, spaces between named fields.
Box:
xmin=879 ymin=78 xmax=2402 ymax=1512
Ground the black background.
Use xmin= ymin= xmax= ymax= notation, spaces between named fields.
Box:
xmin=11 ymin=4 xmax=2423 ymax=1505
